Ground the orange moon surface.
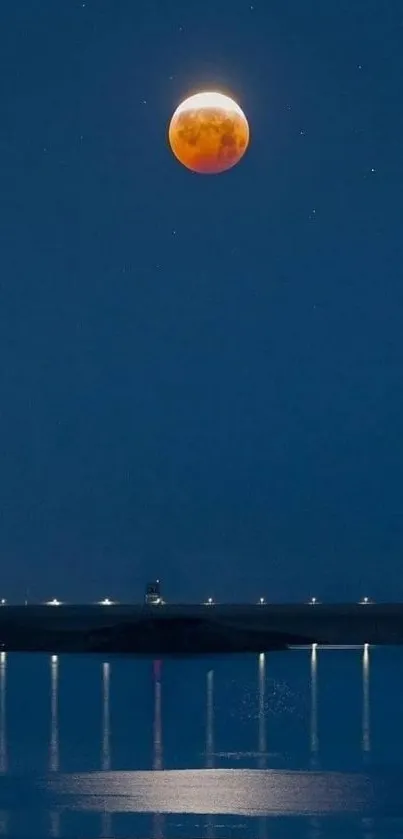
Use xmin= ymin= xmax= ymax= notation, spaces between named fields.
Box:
xmin=168 ymin=91 xmax=250 ymax=174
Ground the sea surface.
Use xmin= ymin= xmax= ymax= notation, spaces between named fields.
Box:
xmin=0 ymin=646 xmax=402 ymax=837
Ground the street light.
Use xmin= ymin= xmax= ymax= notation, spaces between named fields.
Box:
xmin=99 ymin=598 xmax=114 ymax=606
xmin=206 ymin=597 xmax=214 ymax=606
xmin=258 ymin=597 xmax=266 ymax=605
xmin=46 ymin=598 xmax=61 ymax=606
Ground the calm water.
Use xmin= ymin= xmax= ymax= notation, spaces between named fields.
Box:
xmin=0 ymin=647 xmax=402 ymax=837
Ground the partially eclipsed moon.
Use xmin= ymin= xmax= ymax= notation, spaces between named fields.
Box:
xmin=168 ymin=91 xmax=250 ymax=175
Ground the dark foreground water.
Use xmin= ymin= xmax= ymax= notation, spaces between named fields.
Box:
xmin=0 ymin=646 xmax=402 ymax=837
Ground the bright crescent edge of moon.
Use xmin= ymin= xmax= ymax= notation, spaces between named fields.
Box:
xmin=173 ymin=91 xmax=246 ymax=119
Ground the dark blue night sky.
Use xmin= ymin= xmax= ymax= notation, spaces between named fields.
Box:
xmin=0 ymin=0 xmax=402 ymax=603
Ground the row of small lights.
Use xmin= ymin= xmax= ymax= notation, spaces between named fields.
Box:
xmin=0 ymin=645 xmax=369 ymax=663
xmin=207 ymin=596 xmax=373 ymax=606
xmin=309 ymin=596 xmax=372 ymax=605
xmin=0 ymin=596 xmax=374 ymax=607
xmin=0 ymin=598 xmax=115 ymax=607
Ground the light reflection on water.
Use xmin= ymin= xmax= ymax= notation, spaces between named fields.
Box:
xmin=0 ymin=652 xmax=6 ymax=776
xmin=362 ymin=644 xmax=371 ymax=755
xmin=0 ymin=647 xmax=401 ymax=837
xmin=310 ymin=644 xmax=318 ymax=760
xmin=100 ymin=661 xmax=111 ymax=839
xmin=45 ymin=767 xmax=374 ymax=814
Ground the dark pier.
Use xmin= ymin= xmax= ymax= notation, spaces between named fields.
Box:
xmin=0 ymin=602 xmax=402 ymax=654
